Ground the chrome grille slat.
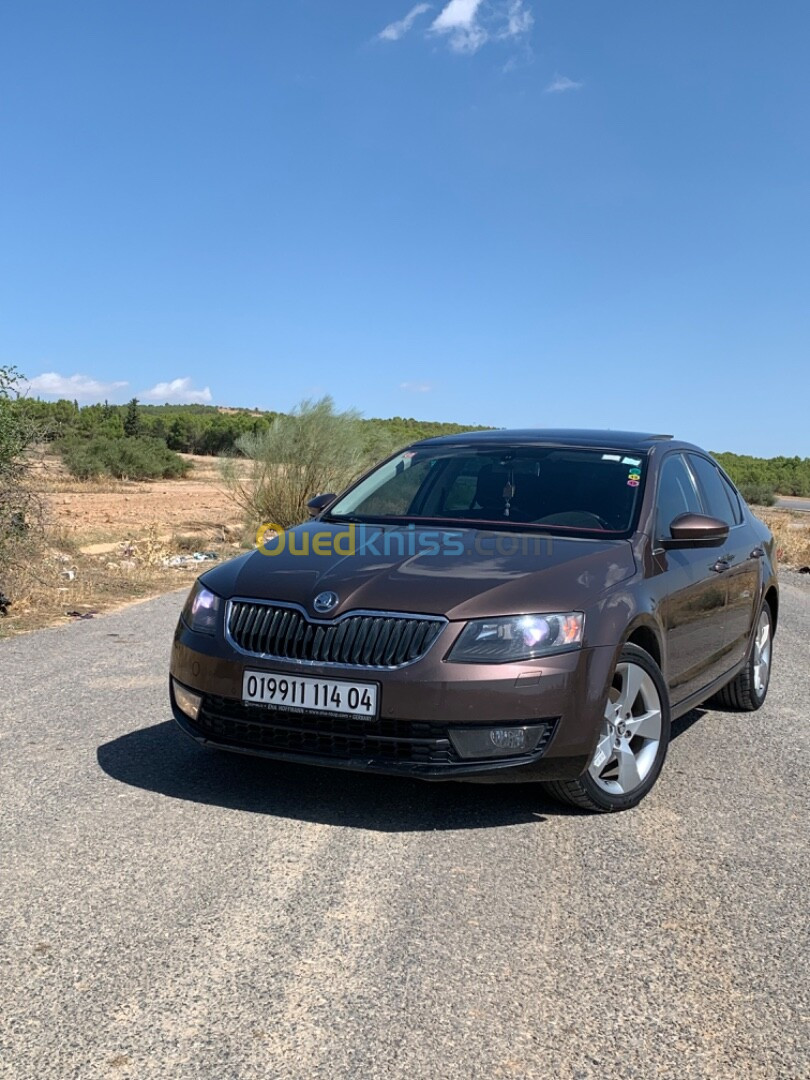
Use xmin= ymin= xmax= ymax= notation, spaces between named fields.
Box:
xmin=330 ymin=619 xmax=350 ymax=662
xmin=349 ymin=618 xmax=373 ymax=664
xmin=253 ymin=604 xmax=273 ymax=652
xmin=338 ymin=619 xmax=361 ymax=664
xmin=231 ymin=603 xmax=249 ymax=639
xmin=394 ymin=621 xmax=418 ymax=666
xmin=382 ymin=619 xmax=405 ymax=666
xmin=242 ymin=606 xmax=260 ymax=652
xmin=227 ymin=601 xmax=445 ymax=669
xmin=371 ymin=619 xmax=393 ymax=666
xmin=254 ymin=606 xmax=274 ymax=654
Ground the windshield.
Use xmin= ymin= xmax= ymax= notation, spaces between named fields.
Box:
xmin=327 ymin=445 xmax=647 ymax=534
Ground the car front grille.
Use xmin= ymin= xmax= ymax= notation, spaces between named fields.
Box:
xmin=227 ymin=601 xmax=445 ymax=668
xmin=195 ymin=696 xmax=460 ymax=764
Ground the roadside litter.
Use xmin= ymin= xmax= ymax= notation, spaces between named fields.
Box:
xmin=163 ymin=551 xmax=219 ymax=568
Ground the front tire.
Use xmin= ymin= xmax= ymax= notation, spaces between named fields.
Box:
xmin=546 ymin=643 xmax=671 ymax=813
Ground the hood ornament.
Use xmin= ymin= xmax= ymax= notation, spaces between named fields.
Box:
xmin=313 ymin=591 xmax=339 ymax=615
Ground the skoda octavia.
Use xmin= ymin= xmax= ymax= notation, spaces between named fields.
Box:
xmin=170 ymin=429 xmax=777 ymax=812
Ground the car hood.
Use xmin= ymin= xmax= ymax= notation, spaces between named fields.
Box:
xmin=201 ymin=522 xmax=636 ymax=620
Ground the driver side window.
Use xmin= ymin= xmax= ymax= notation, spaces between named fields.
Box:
xmin=656 ymin=455 xmax=702 ymax=540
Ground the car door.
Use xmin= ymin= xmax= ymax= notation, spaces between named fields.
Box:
xmin=652 ymin=453 xmax=729 ymax=705
xmin=686 ymin=453 xmax=760 ymax=668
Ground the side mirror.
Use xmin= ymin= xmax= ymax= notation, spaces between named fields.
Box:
xmin=306 ymin=492 xmax=337 ymax=517
xmin=663 ymin=512 xmax=729 ymax=548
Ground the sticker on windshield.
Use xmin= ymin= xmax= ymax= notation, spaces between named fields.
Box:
xmin=622 ymin=456 xmax=642 ymax=466
xmin=601 ymin=454 xmax=621 ymax=462
xmin=627 ymin=465 xmax=641 ymax=488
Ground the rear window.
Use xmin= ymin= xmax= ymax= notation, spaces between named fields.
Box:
xmin=328 ymin=446 xmax=648 ymax=534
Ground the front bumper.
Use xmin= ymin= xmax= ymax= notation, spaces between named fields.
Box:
xmin=169 ymin=620 xmax=616 ymax=783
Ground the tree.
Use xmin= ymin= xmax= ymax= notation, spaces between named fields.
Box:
xmin=0 ymin=366 xmax=40 ymax=570
xmin=123 ymin=397 xmax=141 ymax=438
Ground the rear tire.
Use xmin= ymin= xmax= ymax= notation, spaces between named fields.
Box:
xmin=545 ymin=643 xmax=671 ymax=813
xmin=709 ymin=602 xmax=773 ymax=712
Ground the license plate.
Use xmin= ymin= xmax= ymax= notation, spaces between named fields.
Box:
xmin=242 ymin=669 xmax=379 ymax=719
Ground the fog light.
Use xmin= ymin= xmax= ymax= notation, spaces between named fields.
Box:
xmin=489 ymin=727 xmax=526 ymax=750
xmin=449 ymin=723 xmax=549 ymax=760
xmin=172 ymin=678 xmax=202 ymax=721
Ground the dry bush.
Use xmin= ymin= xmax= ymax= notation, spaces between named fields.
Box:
xmin=222 ymin=397 xmax=387 ymax=531
xmin=172 ymin=532 xmax=210 ymax=552
xmin=757 ymin=509 xmax=810 ymax=568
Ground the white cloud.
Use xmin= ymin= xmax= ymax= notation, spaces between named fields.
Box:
xmin=499 ymin=0 xmax=533 ymax=39
xmin=378 ymin=1 xmax=533 ymax=55
xmin=431 ymin=0 xmax=487 ymax=52
xmin=141 ymin=377 xmax=212 ymax=404
xmin=378 ymin=3 xmax=432 ymax=42
xmin=545 ymin=74 xmax=583 ymax=93
xmin=23 ymin=372 xmax=128 ymax=400
xmin=400 ymin=381 xmax=433 ymax=393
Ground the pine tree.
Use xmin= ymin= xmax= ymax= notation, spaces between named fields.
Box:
xmin=123 ymin=397 xmax=141 ymax=438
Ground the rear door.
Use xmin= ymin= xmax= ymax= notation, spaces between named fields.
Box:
xmin=686 ymin=453 xmax=759 ymax=668
xmin=653 ymin=454 xmax=729 ymax=705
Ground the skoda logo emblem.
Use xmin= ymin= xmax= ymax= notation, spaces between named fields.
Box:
xmin=313 ymin=591 xmax=339 ymax=614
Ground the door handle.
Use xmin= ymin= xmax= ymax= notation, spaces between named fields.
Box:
xmin=750 ymin=547 xmax=765 ymax=559
xmin=711 ymin=558 xmax=730 ymax=573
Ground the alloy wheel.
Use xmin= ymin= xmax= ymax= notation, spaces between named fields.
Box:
xmin=588 ymin=661 xmax=663 ymax=795
xmin=752 ymin=607 xmax=772 ymax=697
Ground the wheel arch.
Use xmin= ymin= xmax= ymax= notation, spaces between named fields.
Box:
xmin=622 ymin=619 xmax=663 ymax=672
xmin=764 ymin=585 xmax=778 ymax=633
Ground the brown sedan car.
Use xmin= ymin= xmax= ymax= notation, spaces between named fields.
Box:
xmin=170 ymin=429 xmax=778 ymax=812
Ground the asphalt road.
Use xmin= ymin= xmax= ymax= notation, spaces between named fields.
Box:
xmin=775 ymin=497 xmax=810 ymax=513
xmin=2 ymin=579 xmax=809 ymax=1080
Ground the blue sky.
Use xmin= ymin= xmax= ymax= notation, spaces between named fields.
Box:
xmin=1 ymin=0 xmax=808 ymax=456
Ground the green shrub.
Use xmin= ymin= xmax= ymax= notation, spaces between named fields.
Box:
xmin=59 ymin=435 xmax=191 ymax=481
xmin=737 ymin=482 xmax=777 ymax=507
xmin=1 ymin=366 xmax=41 ymax=571
xmin=223 ymin=396 xmax=382 ymax=530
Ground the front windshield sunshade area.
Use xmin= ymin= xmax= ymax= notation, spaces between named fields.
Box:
xmin=328 ymin=446 xmax=647 ymax=534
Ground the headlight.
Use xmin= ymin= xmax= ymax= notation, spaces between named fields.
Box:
xmin=181 ymin=581 xmax=221 ymax=635
xmin=448 ymin=612 xmax=584 ymax=663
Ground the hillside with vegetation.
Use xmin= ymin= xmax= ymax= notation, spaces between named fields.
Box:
xmin=10 ymin=397 xmax=493 ymax=476
xmin=6 ymin=393 xmax=810 ymax=499
xmin=2 ymin=379 xmax=809 ymax=633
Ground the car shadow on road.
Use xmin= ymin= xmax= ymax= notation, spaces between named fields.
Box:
xmin=670 ymin=707 xmax=707 ymax=740
xmin=95 ymin=720 xmax=588 ymax=831
xmin=99 ymin=709 xmax=711 ymax=831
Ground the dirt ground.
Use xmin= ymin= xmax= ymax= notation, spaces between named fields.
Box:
xmin=0 ymin=454 xmax=247 ymax=636
xmin=33 ymin=453 xmax=242 ymax=545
